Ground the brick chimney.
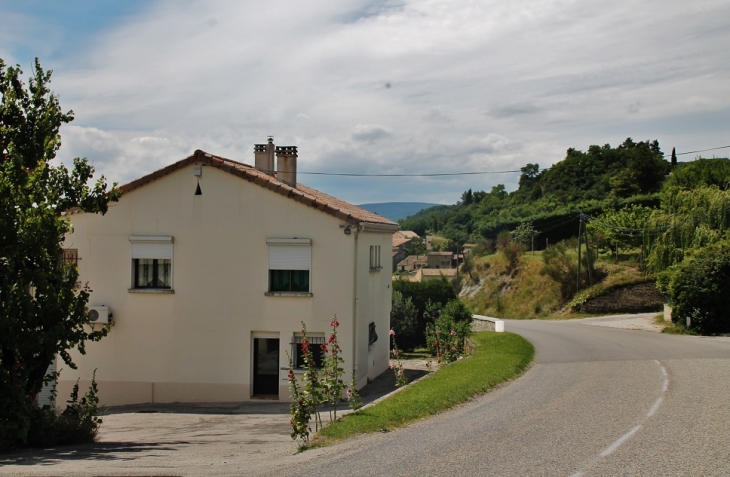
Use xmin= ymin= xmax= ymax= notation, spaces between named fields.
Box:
xmin=254 ymin=136 xmax=275 ymax=175
xmin=276 ymin=145 xmax=298 ymax=188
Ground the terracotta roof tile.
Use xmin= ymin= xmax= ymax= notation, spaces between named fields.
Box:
xmin=118 ymin=150 xmax=398 ymax=228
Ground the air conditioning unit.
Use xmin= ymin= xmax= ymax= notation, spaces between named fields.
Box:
xmin=88 ymin=305 xmax=110 ymax=324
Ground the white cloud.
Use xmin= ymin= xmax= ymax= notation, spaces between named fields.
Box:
xmin=7 ymin=0 xmax=729 ymax=203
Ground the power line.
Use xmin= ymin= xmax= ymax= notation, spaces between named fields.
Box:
xmin=670 ymin=145 xmax=730 ymax=157
xmin=299 ymin=145 xmax=730 ymax=177
xmin=299 ymin=170 xmax=521 ymax=177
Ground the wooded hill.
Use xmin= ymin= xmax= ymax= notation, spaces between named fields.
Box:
xmin=400 ymin=138 xmax=673 ymax=246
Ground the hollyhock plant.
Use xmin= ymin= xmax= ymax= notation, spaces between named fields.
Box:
xmin=390 ymin=331 xmax=408 ymax=387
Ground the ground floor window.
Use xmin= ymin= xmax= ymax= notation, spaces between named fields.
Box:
xmin=292 ymin=334 xmax=325 ymax=368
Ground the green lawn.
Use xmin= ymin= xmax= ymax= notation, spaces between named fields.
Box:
xmin=313 ymin=331 xmax=534 ymax=446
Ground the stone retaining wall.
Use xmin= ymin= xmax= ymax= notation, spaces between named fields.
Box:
xmin=579 ymin=282 xmax=664 ymax=314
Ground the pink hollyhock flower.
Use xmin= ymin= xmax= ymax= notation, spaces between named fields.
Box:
xmin=450 ymin=330 xmax=456 ymax=336
xmin=389 ymin=329 xmax=395 ymax=336
xmin=389 ymin=363 xmax=395 ymax=369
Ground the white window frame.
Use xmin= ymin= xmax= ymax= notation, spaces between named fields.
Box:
xmin=266 ymin=238 xmax=312 ymax=296
xmin=291 ymin=332 xmax=326 ymax=369
xmin=129 ymin=235 xmax=174 ymax=293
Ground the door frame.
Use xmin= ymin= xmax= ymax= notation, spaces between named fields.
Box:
xmin=251 ymin=332 xmax=280 ymax=398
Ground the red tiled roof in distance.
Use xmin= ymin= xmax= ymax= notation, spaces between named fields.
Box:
xmin=117 ymin=150 xmax=398 ymax=228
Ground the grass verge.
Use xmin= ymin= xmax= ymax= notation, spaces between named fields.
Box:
xmin=311 ymin=331 xmax=534 ymax=447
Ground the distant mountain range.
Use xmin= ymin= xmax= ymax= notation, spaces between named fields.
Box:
xmin=358 ymin=202 xmax=442 ymax=222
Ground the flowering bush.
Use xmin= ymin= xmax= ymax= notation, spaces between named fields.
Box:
xmin=286 ymin=359 xmax=311 ymax=443
xmin=390 ymin=330 xmax=408 ymax=387
xmin=425 ymin=314 xmax=470 ymax=364
xmin=288 ymin=316 xmax=362 ymax=443
xmin=322 ymin=317 xmax=346 ymax=420
xmin=347 ymin=373 xmax=362 ymax=411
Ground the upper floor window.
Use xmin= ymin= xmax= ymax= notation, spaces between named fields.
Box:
xmin=267 ymin=238 xmax=311 ymax=294
xmin=130 ymin=236 xmax=173 ymax=291
xmin=369 ymin=245 xmax=381 ymax=271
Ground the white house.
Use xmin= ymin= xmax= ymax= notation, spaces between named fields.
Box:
xmin=57 ymin=139 xmax=398 ymax=406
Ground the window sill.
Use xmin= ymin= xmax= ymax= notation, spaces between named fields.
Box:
xmin=265 ymin=291 xmax=313 ymax=297
xmin=369 ymin=266 xmax=383 ymax=272
xmin=128 ymin=288 xmax=175 ymax=294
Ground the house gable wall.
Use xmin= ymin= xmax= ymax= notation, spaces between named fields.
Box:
xmin=60 ymin=162 xmax=390 ymax=405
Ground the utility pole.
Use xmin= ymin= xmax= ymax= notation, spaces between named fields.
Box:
xmin=584 ymin=217 xmax=593 ymax=286
xmin=576 ymin=214 xmax=582 ymax=293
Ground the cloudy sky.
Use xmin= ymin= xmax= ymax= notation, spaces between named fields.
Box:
xmin=2 ymin=0 xmax=729 ymax=204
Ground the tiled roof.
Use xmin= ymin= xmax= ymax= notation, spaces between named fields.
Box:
xmin=420 ymin=268 xmax=457 ymax=276
xmin=393 ymin=236 xmax=412 ymax=247
xmin=118 ymin=150 xmax=398 ymax=228
xmin=394 ymin=231 xmax=419 ymax=239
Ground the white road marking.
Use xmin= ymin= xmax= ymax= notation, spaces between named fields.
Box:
xmin=569 ymin=360 xmax=669 ymax=476
xmin=600 ymin=425 xmax=641 ymax=457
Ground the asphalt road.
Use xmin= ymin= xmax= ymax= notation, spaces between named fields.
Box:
xmin=3 ymin=317 xmax=730 ymax=476
xmin=265 ymin=318 xmax=730 ymax=477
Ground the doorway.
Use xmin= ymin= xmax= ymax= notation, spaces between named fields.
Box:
xmin=252 ymin=337 xmax=280 ymax=397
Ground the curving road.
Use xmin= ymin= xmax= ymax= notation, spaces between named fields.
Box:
xmin=266 ymin=317 xmax=730 ymax=477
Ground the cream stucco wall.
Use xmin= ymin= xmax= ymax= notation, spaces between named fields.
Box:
xmin=59 ymin=162 xmax=393 ymax=406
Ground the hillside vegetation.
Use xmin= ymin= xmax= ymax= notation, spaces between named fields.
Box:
xmin=400 ymin=140 xmax=730 ymax=333
xmin=400 ymin=138 xmax=669 ymax=244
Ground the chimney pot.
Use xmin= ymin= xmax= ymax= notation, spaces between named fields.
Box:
xmin=276 ymin=146 xmax=298 ymax=188
xmin=254 ymin=138 xmax=275 ymax=175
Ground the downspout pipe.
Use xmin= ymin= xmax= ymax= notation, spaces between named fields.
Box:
xmin=352 ymin=223 xmax=362 ymax=387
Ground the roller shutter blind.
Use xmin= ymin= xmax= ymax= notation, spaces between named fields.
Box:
xmin=130 ymin=236 xmax=173 ymax=259
xmin=268 ymin=244 xmax=311 ymax=270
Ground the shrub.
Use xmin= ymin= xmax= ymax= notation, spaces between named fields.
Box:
xmin=390 ymin=290 xmax=419 ymax=351
xmin=24 ymin=371 xmax=102 ymax=449
xmin=540 ymin=241 xmax=578 ymax=299
xmin=439 ymin=299 xmax=473 ymax=324
xmin=661 ymin=242 xmax=730 ymax=334
xmin=497 ymin=233 xmax=525 ymax=272
xmin=392 ymin=277 xmax=457 ymax=350
xmin=425 ymin=312 xmax=471 ymax=364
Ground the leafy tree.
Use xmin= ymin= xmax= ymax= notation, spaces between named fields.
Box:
xmin=439 ymin=299 xmax=473 ymax=323
xmin=392 ymin=277 xmax=457 ymax=350
xmin=510 ymin=221 xmax=539 ymax=247
xmin=587 ymin=204 xmax=655 ymax=252
xmin=663 ymin=158 xmax=730 ymax=191
xmin=460 ymin=188 xmax=473 ymax=205
xmin=659 ymin=241 xmax=730 ymax=334
xmin=0 ymin=58 xmax=119 ymax=448
xmin=647 ymin=185 xmax=730 ymax=271
xmin=409 ymin=236 xmax=427 ymax=256
xmin=390 ymin=290 xmax=418 ymax=350
xmin=400 ymin=138 xmax=668 ymax=247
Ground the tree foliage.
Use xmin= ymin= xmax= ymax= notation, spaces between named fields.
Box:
xmin=391 ymin=277 xmax=457 ymax=350
xmin=399 ymin=138 xmax=669 ymax=246
xmin=646 ymin=186 xmax=730 ymax=270
xmin=659 ymin=241 xmax=730 ymax=334
xmin=0 ymin=58 xmax=119 ymax=449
